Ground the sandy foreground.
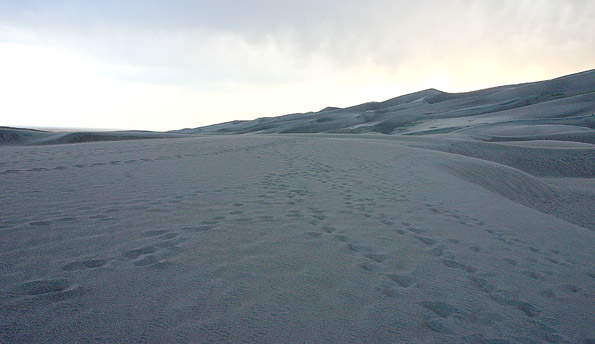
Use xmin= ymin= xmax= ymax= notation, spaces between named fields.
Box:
xmin=0 ymin=134 xmax=594 ymax=343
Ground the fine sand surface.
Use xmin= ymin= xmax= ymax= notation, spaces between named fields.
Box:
xmin=1 ymin=134 xmax=594 ymax=343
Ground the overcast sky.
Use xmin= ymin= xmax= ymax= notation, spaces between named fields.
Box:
xmin=1 ymin=0 xmax=594 ymax=131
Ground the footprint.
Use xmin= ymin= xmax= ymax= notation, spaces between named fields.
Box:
xmin=441 ymin=259 xmax=476 ymax=273
xmin=142 ymin=230 xmax=169 ymax=237
xmin=522 ymin=270 xmax=543 ymax=280
xmin=55 ymin=216 xmax=77 ymax=222
xmin=540 ymin=290 xmax=556 ymax=298
xmin=358 ymin=261 xmax=377 ymax=272
xmin=257 ymin=215 xmax=275 ymax=222
xmin=469 ymin=245 xmax=481 ymax=252
xmin=365 ymin=252 xmax=386 ymax=263
xmin=321 ymin=225 xmax=337 ymax=233
xmin=29 ymin=220 xmax=51 ymax=226
xmin=394 ymin=228 xmax=408 ymax=235
xmin=89 ymin=214 xmax=109 ymax=220
xmin=333 ymin=234 xmax=350 ymax=242
xmin=160 ymin=232 xmax=178 ymax=240
xmin=467 ymin=275 xmax=495 ymax=293
xmin=428 ymin=246 xmax=445 ymax=257
xmin=386 ymin=274 xmax=413 ymax=288
xmin=406 ymin=227 xmax=427 ymax=234
xmin=28 ymin=167 xmax=49 ymax=172
xmin=375 ymin=285 xmax=398 ymax=298
xmin=426 ymin=319 xmax=451 ymax=333
xmin=504 ymin=258 xmax=518 ymax=266
xmin=62 ymin=259 xmax=107 ymax=271
xmin=480 ymin=338 xmax=512 ymax=344
xmin=415 ymin=236 xmax=436 ymax=246
xmin=514 ymin=301 xmax=540 ymax=318
xmin=155 ymin=240 xmax=179 ymax=248
xmin=305 ymin=232 xmax=323 ymax=238
xmin=286 ymin=210 xmax=303 ymax=218
xmin=345 ymin=243 xmax=365 ymax=252
xmin=420 ymin=301 xmax=457 ymax=318
xmin=489 ymin=293 xmax=540 ymax=317
xmin=559 ymin=284 xmax=581 ymax=293
xmin=1 ymin=169 xmax=21 ymax=174
xmin=20 ymin=279 xmax=77 ymax=296
xmin=182 ymin=225 xmax=212 ymax=232
xmin=122 ymin=246 xmax=157 ymax=259
xmin=133 ymin=255 xmax=162 ymax=266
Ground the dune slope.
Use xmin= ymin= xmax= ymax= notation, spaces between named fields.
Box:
xmin=174 ymin=69 xmax=595 ymax=138
xmin=1 ymin=135 xmax=594 ymax=343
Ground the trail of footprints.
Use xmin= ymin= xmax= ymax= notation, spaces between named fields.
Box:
xmin=7 ymin=140 xmax=592 ymax=342
xmin=292 ymin=151 xmax=577 ymax=319
xmin=120 ymin=229 xmax=188 ymax=267
xmin=301 ymin=204 xmax=584 ymax=341
xmin=14 ymin=227 xmax=191 ymax=301
xmin=0 ymin=140 xmax=284 ymax=176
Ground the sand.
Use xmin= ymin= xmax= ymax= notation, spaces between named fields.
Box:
xmin=1 ymin=70 xmax=594 ymax=343
xmin=1 ymin=134 xmax=594 ymax=343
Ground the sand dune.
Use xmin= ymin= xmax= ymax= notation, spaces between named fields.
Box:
xmin=1 ymin=70 xmax=594 ymax=343
xmin=174 ymin=69 xmax=595 ymax=137
xmin=0 ymin=127 xmax=188 ymax=146
xmin=1 ymin=134 xmax=593 ymax=343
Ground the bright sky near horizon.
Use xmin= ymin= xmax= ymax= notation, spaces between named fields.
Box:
xmin=1 ymin=0 xmax=594 ymax=131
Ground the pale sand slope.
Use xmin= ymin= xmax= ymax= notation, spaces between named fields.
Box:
xmin=1 ymin=135 xmax=594 ymax=343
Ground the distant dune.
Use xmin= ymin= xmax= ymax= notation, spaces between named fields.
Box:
xmin=173 ymin=69 xmax=595 ymax=141
xmin=0 ymin=127 xmax=189 ymax=146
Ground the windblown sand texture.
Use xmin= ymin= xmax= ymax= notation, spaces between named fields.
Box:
xmin=1 ymin=70 xmax=594 ymax=343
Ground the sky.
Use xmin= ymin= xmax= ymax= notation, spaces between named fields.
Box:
xmin=1 ymin=0 xmax=594 ymax=131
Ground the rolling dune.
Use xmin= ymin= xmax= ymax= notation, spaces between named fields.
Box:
xmin=1 ymin=70 xmax=594 ymax=343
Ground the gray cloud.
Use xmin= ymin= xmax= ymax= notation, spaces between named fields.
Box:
xmin=1 ymin=0 xmax=593 ymax=88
